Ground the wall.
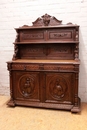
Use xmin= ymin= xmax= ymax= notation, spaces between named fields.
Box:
xmin=0 ymin=0 xmax=87 ymax=102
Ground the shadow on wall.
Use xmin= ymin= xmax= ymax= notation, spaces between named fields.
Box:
xmin=79 ymin=28 xmax=87 ymax=102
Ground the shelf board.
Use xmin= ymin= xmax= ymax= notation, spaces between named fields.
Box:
xmin=7 ymin=59 xmax=80 ymax=64
xmin=15 ymin=24 xmax=79 ymax=30
xmin=14 ymin=41 xmax=79 ymax=44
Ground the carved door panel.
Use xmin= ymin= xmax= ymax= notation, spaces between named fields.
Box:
xmin=45 ymin=73 xmax=75 ymax=104
xmin=13 ymin=71 xmax=40 ymax=102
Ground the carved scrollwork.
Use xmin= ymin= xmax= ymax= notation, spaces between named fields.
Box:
xmin=12 ymin=45 xmax=19 ymax=60
xmin=32 ymin=13 xmax=62 ymax=26
xmin=21 ymin=25 xmax=29 ymax=28
xmin=67 ymin=22 xmax=73 ymax=25
xmin=42 ymin=13 xmax=51 ymax=26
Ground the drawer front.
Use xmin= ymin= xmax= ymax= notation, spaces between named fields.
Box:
xmin=19 ymin=30 xmax=44 ymax=42
xmin=11 ymin=64 xmax=39 ymax=70
xmin=44 ymin=64 xmax=74 ymax=71
xmin=10 ymin=63 xmax=76 ymax=72
xmin=48 ymin=29 xmax=75 ymax=41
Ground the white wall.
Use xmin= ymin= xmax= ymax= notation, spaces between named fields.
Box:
xmin=0 ymin=0 xmax=87 ymax=102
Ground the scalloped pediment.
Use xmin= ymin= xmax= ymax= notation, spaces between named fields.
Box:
xmin=32 ymin=13 xmax=62 ymax=26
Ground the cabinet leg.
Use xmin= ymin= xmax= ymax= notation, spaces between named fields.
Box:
xmin=71 ymin=97 xmax=81 ymax=113
xmin=7 ymin=99 xmax=15 ymax=107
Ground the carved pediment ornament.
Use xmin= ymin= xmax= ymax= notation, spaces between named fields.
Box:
xmin=32 ymin=13 xmax=62 ymax=26
xmin=18 ymin=14 xmax=78 ymax=29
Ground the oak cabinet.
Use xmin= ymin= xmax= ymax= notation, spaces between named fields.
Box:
xmin=7 ymin=14 xmax=80 ymax=112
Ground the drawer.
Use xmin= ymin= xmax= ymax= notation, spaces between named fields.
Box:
xmin=47 ymin=29 xmax=75 ymax=41
xmin=8 ymin=63 xmax=77 ymax=72
xmin=44 ymin=64 xmax=74 ymax=71
xmin=11 ymin=64 xmax=39 ymax=70
xmin=19 ymin=30 xmax=44 ymax=42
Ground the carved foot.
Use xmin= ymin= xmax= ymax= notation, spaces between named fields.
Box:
xmin=71 ymin=98 xmax=81 ymax=113
xmin=7 ymin=99 xmax=15 ymax=107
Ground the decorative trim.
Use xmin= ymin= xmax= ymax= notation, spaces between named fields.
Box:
xmin=32 ymin=13 xmax=62 ymax=26
xmin=44 ymin=65 xmax=74 ymax=71
xmin=76 ymin=26 xmax=79 ymax=41
xmin=12 ymin=64 xmax=39 ymax=70
xmin=7 ymin=63 xmax=12 ymax=70
xmin=15 ymin=33 xmax=19 ymax=42
xmin=74 ymin=43 xmax=79 ymax=60
xmin=12 ymin=45 xmax=19 ymax=60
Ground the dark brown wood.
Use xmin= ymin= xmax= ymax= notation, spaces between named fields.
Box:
xmin=7 ymin=14 xmax=80 ymax=112
xmin=32 ymin=13 xmax=62 ymax=26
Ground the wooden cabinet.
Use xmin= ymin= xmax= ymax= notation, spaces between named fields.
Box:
xmin=7 ymin=14 xmax=81 ymax=112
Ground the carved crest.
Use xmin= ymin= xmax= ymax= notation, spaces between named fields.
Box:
xmin=32 ymin=13 xmax=62 ymax=26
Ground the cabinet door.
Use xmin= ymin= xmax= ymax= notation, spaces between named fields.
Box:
xmin=45 ymin=73 xmax=75 ymax=104
xmin=12 ymin=71 xmax=40 ymax=102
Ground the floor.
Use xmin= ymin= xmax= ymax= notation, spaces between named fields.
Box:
xmin=0 ymin=96 xmax=87 ymax=130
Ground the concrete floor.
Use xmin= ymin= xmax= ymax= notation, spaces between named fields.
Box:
xmin=0 ymin=96 xmax=87 ymax=130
